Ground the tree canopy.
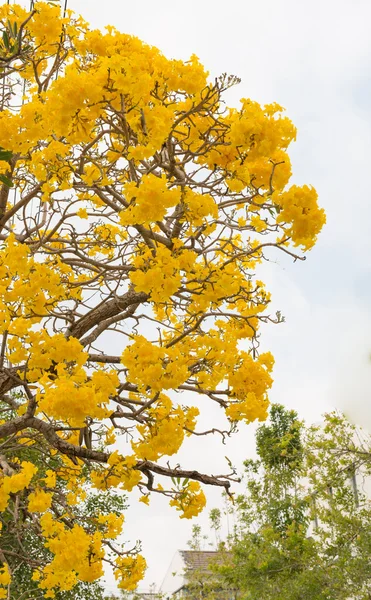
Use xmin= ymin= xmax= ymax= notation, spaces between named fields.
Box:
xmin=0 ymin=2 xmax=325 ymax=597
xmin=203 ymin=408 xmax=371 ymax=600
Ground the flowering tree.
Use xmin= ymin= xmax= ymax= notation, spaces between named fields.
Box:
xmin=0 ymin=2 xmax=325 ymax=597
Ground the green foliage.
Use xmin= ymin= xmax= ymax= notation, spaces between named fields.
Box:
xmin=1 ymin=20 xmax=19 ymax=56
xmin=255 ymin=404 xmax=303 ymax=472
xmin=243 ymin=405 xmax=308 ymax=537
xmin=192 ymin=406 xmax=371 ymax=600
xmin=0 ymin=146 xmax=13 ymax=187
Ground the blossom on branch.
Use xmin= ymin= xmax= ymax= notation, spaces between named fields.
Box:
xmin=0 ymin=1 xmax=325 ymax=596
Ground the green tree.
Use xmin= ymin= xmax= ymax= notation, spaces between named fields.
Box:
xmin=199 ymin=407 xmax=371 ymax=599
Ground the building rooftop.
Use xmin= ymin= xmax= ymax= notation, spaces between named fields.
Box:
xmin=180 ymin=550 xmax=230 ymax=572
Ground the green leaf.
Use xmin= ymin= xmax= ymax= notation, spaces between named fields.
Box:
xmin=0 ymin=174 xmax=13 ymax=187
xmin=2 ymin=30 xmax=10 ymax=50
xmin=7 ymin=20 xmax=15 ymax=38
xmin=0 ymin=149 xmax=13 ymax=161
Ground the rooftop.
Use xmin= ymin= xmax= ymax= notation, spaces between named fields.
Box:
xmin=180 ymin=550 xmax=230 ymax=573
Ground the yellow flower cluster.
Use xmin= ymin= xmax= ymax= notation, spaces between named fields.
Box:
xmin=226 ymin=352 xmax=274 ymax=422
xmin=114 ymin=555 xmax=147 ymax=591
xmin=132 ymin=395 xmax=199 ymax=461
xmin=0 ymin=462 xmax=37 ymax=511
xmin=0 ymin=564 xmax=10 ymax=599
xmin=96 ymin=513 xmax=125 ymax=539
xmin=89 ymin=224 xmax=122 ymax=257
xmin=8 ymin=330 xmax=119 ymax=426
xmin=122 ymin=336 xmax=190 ymax=392
xmin=0 ymin=235 xmax=81 ymax=342
xmin=0 ymin=4 xmax=207 ymax=156
xmin=120 ymin=175 xmax=181 ymax=225
xmin=274 ymin=185 xmax=326 ymax=250
xmin=44 ymin=469 xmax=57 ymax=488
xmin=38 ymin=514 xmax=104 ymax=596
xmin=0 ymin=1 xmax=324 ymax=256
xmin=27 ymin=2 xmax=67 ymax=49
xmin=191 ymin=262 xmax=246 ymax=311
xmin=183 ymin=189 xmax=218 ymax=226
xmin=129 ymin=246 xmax=184 ymax=302
xmin=123 ymin=331 xmax=273 ymax=426
xmin=27 ymin=332 xmax=87 ymax=377
xmin=37 ymin=365 xmax=118 ymax=428
xmin=170 ymin=481 xmax=206 ymax=519
xmin=91 ymin=452 xmax=142 ymax=492
xmin=28 ymin=488 xmax=53 ymax=512
xmin=197 ymin=99 xmax=296 ymax=192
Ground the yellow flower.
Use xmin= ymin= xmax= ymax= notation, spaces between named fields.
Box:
xmin=28 ymin=489 xmax=53 ymax=512
xmin=44 ymin=470 xmax=57 ymax=488
xmin=77 ymin=208 xmax=88 ymax=219
xmin=170 ymin=481 xmax=206 ymax=519
xmin=274 ymin=185 xmax=326 ymax=250
xmin=114 ymin=555 xmax=147 ymax=591
xmin=0 ymin=564 xmax=10 ymax=586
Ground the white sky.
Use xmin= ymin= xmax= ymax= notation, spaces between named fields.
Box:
xmin=21 ymin=0 xmax=371 ymax=593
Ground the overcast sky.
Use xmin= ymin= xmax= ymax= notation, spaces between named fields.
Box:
xmin=23 ymin=0 xmax=371 ymax=592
